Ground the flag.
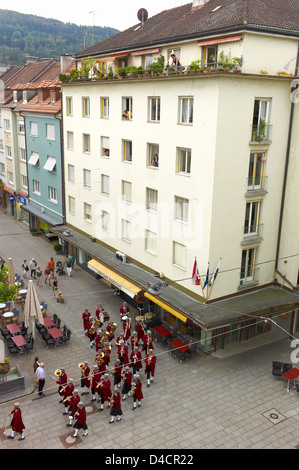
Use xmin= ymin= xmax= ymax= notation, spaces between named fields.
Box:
xmin=210 ymin=258 xmax=222 ymax=286
xmin=192 ymin=257 xmax=201 ymax=285
xmin=203 ymin=262 xmax=210 ymax=289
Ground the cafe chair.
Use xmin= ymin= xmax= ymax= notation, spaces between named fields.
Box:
xmin=40 ymin=301 xmax=45 ymax=307
xmin=53 ymin=314 xmax=58 ymax=323
xmin=55 ymin=317 xmax=61 ymax=329
xmin=24 ymin=338 xmax=34 ymax=352
xmin=272 ymin=361 xmax=283 ymax=377
xmin=12 ymin=307 xmax=17 ymax=313
xmin=60 ymin=329 xmax=71 ymax=344
xmin=295 ymin=383 xmax=299 ymax=393
xmin=1 ymin=328 xmax=12 ymax=340
xmin=61 ymin=325 xmax=67 ymax=335
xmin=8 ymin=344 xmax=19 ymax=354
xmin=42 ymin=330 xmax=51 ymax=341
xmin=282 ymin=363 xmax=293 ymax=373
xmin=35 ymin=321 xmax=44 ymax=333
xmin=45 ymin=336 xmax=55 ymax=347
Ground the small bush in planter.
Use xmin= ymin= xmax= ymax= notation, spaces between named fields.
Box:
xmin=54 ymin=243 xmax=62 ymax=252
xmin=30 ymin=228 xmax=37 ymax=236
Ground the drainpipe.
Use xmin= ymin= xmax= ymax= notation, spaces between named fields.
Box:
xmin=54 ymin=97 xmax=65 ymax=225
xmin=275 ymin=44 xmax=299 ymax=279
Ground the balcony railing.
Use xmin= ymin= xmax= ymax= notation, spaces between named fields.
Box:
xmin=250 ymin=123 xmax=272 ymax=143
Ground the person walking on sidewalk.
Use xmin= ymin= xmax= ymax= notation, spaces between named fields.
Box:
xmin=35 ymin=362 xmax=46 ymax=397
xmin=36 ymin=267 xmax=42 ymax=287
xmin=66 ymin=257 xmax=72 ymax=277
xmin=48 ymin=257 xmax=55 ymax=278
xmin=29 ymin=258 xmax=37 ymax=279
xmin=22 ymin=260 xmax=29 ymax=278
xmin=8 ymin=402 xmax=25 ymax=440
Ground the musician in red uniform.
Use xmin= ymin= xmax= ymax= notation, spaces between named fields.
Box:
xmin=141 ymin=330 xmax=154 ymax=355
xmin=103 ymin=343 xmax=111 ymax=367
xmin=98 ymin=373 xmax=112 ymax=411
xmin=117 ymin=340 xmax=129 ymax=367
xmin=130 ymin=330 xmax=139 ymax=351
xmin=115 ymin=331 xmax=124 ymax=346
xmin=90 ymin=365 xmax=102 ymax=402
xmin=55 ymin=368 xmax=67 ymax=401
xmin=120 ymin=302 xmax=130 ymax=321
xmin=132 ymin=375 xmax=143 ymax=410
xmin=95 ymin=352 xmax=106 ymax=372
xmin=144 ymin=349 xmax=156 ymax=387
xmin=121 ymin=366 xmax=133 ymax=400
xmin=123 ymin=317 xmax=131 ymax=345
xmin=80 ymin=361 xmax=90 ymax=395
xmin=61 ymin=378 xmax=74 ymax=412
xmin=109 ymin=386 xmax=123 ymax=423
xmin=66 ymin=389 xmax=80 ymax=427
xmin=136 ymin=319 xmax=145 ymax=343
xmin=105 ymin=324 xmax=114 ymax=347
xmin=95 ymin=330 xmax=104 ymax=352
xmin=72 ymin=402 xmax=88 ymax=438
xmin=95 ymin=304 xmax=104 ymax=326
xmin=82 ymin=309 xmax=91 ymax=334
xmin=112 ymin=359 xmax=122 ymax=388
xmin=8 ymin=402 xmax=25 ymax=440
xmin=130 ymin=346 xmax=142 ymax=376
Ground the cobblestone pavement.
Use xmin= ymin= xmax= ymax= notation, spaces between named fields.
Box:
xmin=0 ymin=213 xmax=299 ymax=451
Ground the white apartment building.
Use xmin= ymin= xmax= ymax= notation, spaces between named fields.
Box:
xmin=56 ymin=0 xmax=299 ymax=352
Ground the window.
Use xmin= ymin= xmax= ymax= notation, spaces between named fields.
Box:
xmin=101 ymin=210 xmax=110 ymax=231
xmin=146 ymin=188 xmax=158 ymax=211
xmin=123 ymin=140 xmax=132 ymax=162
xmin=101 ymin=174 xmax=110 ymax=195
xmin=83 ymin=134 xmax=91 ymax=153
xmin=145 ymin=229 xmax=157 ymax=254
xmin=48 ymin=186 xmax=57 ymax=203
xmin=83 ymin=169 xmax=91 ymax=188
xmin=168 ymin=48 xmax=181 ymax=64
xmin=175 ymin=196 xmax=189 ymax=223
xmin=30 ymin=122 xmax=38 ymax=137
xmin=101 ymin=97 xmax=109 ymax=119
xmin=46 ymin=124 xmax=55 ymax=141
xmin=101 ymin=137 xmax=110 ymax=157
xmin=28 ymin=152 xmax=39 ymax=167
xmin=18 ymin=121 xmax=25 ymax=134
xmin=147 ymin=143 xmax=159 ymax=167
xmin=248 ymin=152 xmax=265 ymax=189
xmin=121 ymin=180 xmax=132 ymax=203
xmin=173 ymin=241 xmax=187 ymax=269
xmin=244 ymin=201 xmax=261 ymax=236
xmin=23 ymin=91 xmax=27 ymax=103
xmin=66 ymin=97 xmax=73 ymax=116
xmin=4 ymin=119 xmax=10 ymax=132
xmin=177 ymin=148 xmax=191 ymax=175
xmin=5 ymin=146 xmax=12 ymax=159
xmin=240 ymin=248 xmax=257 ymax=282
xmin=0 ymin=162 xmax=4 ymax=175
xmin=84 ymin=203 xmax=92 ymax=221
xmin=122 ymin=97 xmax=133 ymax=120
xmin=148 ymin=97 xmax=160 ymax=122
xmin=82 ymin=97 xmax=90 ymax=117
xmin=33 ymin=180 xmax=40 ymax=195
xmin=19 ymin=148 xmax=26 ymax=162
xmin=67 ymin=131 xmax=74 ymax=150
xmin=21 ymin=174 xmax=28 ymax=189
xmin=203 ymin=45 xmax=218 ymax=67
xmin=7 ymin=171 xmax=13 ymax=184
xmin=43 ymin=156 xmax=56 ymax=172
xmin=179 ymin=97 xmax=193 ymax=124
xmin=68 ymin=164 xmax=75 ymax=183
xmin=121 ymin=219 xmax=131 ymax=242
xmin=69 ymin=196 xmax=75 ymax=215
xmin=251 ymin=99 xmax=270 ymax=141
xmin=143 ymin=55 xmax=153 ymax=70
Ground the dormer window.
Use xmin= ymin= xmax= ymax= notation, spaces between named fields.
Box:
xmin=23 ymin=91 xmax=28 ymax=103
xmin=13 ymin=91 xmax=18 ymax=103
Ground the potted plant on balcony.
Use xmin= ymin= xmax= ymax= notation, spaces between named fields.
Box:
xmin=107 ymin=67 xmax=114 ymax=79
xmin=137 ymin=66 xmax=145 ymax=77
xmin=116 ymin=67 xmax=128 ymax=79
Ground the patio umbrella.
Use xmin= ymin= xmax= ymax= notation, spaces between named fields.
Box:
xmin=24 ymin=280 xmax=44 ymax=339
xmin=7 ymin=258 xmax=15 ymax=288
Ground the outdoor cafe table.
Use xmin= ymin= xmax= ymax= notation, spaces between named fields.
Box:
xmin=153 ymin=325 xmax=171 ymax=344
xmin=282 ymin=367 xmax=299 ymax=391
xmin=19 ymin=289 xmax=27 ymax=296
xmin=0 ymin=303 xmax=7 ymax=310
xmin=43 ymin=317 xmax=54 ymax=328
xmin=11 ymin=335 xmax=27 ymax=347
xmin=169 ymin=339 xmax=190 ymax=361
xmin=3 ymin=312 xmax=14 ymax=319
xmin=6 ymin=323 xmax=21 ymax=335
xmin=49 ymin=327 xmax=63 ymax=346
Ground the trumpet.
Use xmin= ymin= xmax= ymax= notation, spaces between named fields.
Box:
xmin=62 ymin=395 xmax=73 ymax=403
xmin=95 ymin=380 xmax=103 ymax=391
xmin=78 ymin=363 xmax=85 ymax=369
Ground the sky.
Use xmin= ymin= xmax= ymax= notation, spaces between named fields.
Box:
xmin=7 ymin=0 xmax=190 ymax=31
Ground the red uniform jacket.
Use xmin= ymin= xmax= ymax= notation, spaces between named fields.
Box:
xmin=130 ymin=350 xmax=142 ymax=370
xmin=144 ymin=354 xmax=156 ymax=375
xmin=102 ymin=379 xmax=112 ymax=401
xmin=123 ymin=321 xmax=131 ymax=340
xmin=142 ymin=334 xmax=154 ymax=351
xmin=130 ymin=335 xmax=139 ymax=350
xmin=117 ymin=345 xmax=129 ymax=365
xmin=111 ymin=391 xmax=121 ymax=408
xmin=91 ymin=370 xmax=102 ymax=390
xmin=75 ymin=406 xmax=86 ymax=425
xmin=68 ymin=395 xmax=80 ymax=415
xmin=122 ymin=370 xmax=133 ymax=387
xmin=136 ymin=322 xmax=145 ymax=341
xmin=82 ymin=311 xmax=90 ymax=330
xmin=56 ymin=372 xmax=67 ymax=386
xmin=114 ymin=363 xmax=122 ymax=377
xmin=10 ymin=408 xmax=25 ymax=432
xmin=134 ymin=381 xmax=143 ymax=400
xmin=82 ymin=366 xmax=90 ymax=388
xmin=61 ymin=383 xmax=74 ymax=399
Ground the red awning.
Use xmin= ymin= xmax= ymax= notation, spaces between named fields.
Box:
xmin=4 ymin=187 xmax=15 ymax=195
xmin=131 ymin=48 xmax=160 ymax=56
xmin=198 ymin=35 xmax=242 ymax=46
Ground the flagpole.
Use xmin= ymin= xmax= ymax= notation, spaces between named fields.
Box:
xmin=208 ymin=258 xmax=222 ymax=300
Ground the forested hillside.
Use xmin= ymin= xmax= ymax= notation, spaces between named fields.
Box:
xmin=0 ymin=9 xmax=119 ymax=65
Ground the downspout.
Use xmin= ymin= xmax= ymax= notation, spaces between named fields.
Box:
xmin=54 ymin=94 xmax=65 ymax=225
xmin=275 ymin=43 xmax=299 ymax=284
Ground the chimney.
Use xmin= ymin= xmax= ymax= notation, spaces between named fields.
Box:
xmin=192 ymin=0 xmax=210 ymax=11
xmin=60 ymin=54 xmax=73 ymax=73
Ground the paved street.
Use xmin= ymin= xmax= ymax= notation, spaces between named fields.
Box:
xmin=0 ymin=213 xmax=299 ymax=450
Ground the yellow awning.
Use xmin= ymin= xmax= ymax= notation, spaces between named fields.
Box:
xmin=144 ymin=292 xmax=187 ymax=323
xmin=87 ymin=259 xmax=141 ymax=299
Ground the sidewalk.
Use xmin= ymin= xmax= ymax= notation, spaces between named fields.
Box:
xmin=0 ymin=214 xmax=299 ymax=449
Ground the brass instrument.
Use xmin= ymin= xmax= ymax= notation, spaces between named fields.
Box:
xmin=89 ymin=318 xmax=101 ymax=335
xmin=78 ymin=363 xmax=85 ymax=370
xmin=95 ymin=379 xmax=104 ymax=391
xmin=55 ymin=369 xmax=62 ymax=377
xmin=131 ymin=385 xmax=136 ymax=395
xmin=63 ymin=395 xmax=73 ymax=403
xmin=109 ymin=396 xmax=114 ymax=407
xmin=111 ymin=322 xmax=117 ymax=332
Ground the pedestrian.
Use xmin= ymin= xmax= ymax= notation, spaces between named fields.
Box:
xmin=52 ymin=276 xmax=59 ymax=296
xmin=109 ymin=386 xmax=123 ymax=423
xmin=29 ymin=258 xmax=37 ymax=279
xmin=43 ymin=266 xmax=51 ymax=285
xmin=66 ymin=257 xmax=72 ymax=277
xmin=72 ymin=402 xmax=88 ymax=439
xmin=8 ymin=402 xmax=25 ymax=440
xmin=21 ymin=259 xmax=29 ymax=278
xmin=69 ymin=254 xmax=75 ymax=267
xmin=132 ymin=375 xmax=143 ymax=411
xmin=48 ymin=257 xmax=55 ymax=277
xmin=35 ymin=362 xmax=46 ymax=397
xmin=36 ymin=267 xmax=42 ymax=287
xmin=33 ymin=356 xmax=40 ymax=388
